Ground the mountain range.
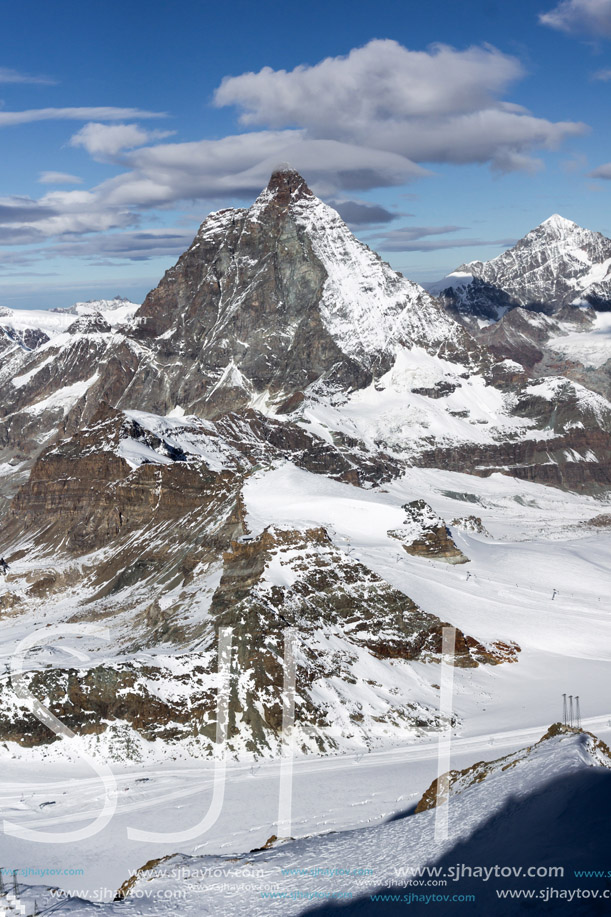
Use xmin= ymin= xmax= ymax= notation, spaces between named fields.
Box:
xmin=1 ymin=167 xmax=611 ymax=914
xmin=0 ymin=168 xmax=609 ymax=757
xmin=429 ymin=213 xmax=611 ymax=402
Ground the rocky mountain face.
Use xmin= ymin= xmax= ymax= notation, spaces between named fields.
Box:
xmin=0 ymin=170 xmax=608 ymax=757
xmin=129 ymin=168 xmax=478 ymax=418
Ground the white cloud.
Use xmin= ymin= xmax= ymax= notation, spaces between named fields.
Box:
xmin=56 ymin=36 xmax=581 ymax=231
xmin=213 ymin=39 xmax=586 ymax=170
xmin=32 ymin=187 xmax=137 ymax=235
xmin=38 ymin=171 xmax=83 ymax=185
xmin=95 ymin=132 xmax=427 ymax=210
xmin=0 ymin=106 xmax=166 ymax=127
xmin=0 ymin=40 xmax=590 ymax=267
xmin=363 ymin=110 xmax=578 ymax=171
xmin=370 ymin=224 xmax=516 ymax=252
xmin=540 ymin=0 xmax=611 ymax=36
xmin=0 ymin=187 xmax=137 ymax=237
xmin=69 ymin=122 xmax=175 ymax=159
xmin=48 ymin=228 xmax=197 ymax=262
xmin=593 ymin=67 xmax=611 ymax=79
xmin=589 ymin=162 xmax=611 ymax=178
xmin=215 ymin=40 xmax=524 ymax=126
xmin=387 ymin=237 xmax=515 ymax=252
xmin=0 ymin=67 xmax=55 ymax=85
xmin=0 ymin=128 xmax=425 ymax=256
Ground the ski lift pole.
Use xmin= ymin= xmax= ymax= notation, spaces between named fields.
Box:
xmin=562 ymin=693 xmax=567 ymax=725
xmin=575 ymin=696 xmax=581 ymax=728
xmin=568 ymin=695 xmax=573 ymax=727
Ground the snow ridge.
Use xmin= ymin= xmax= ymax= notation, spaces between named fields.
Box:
xmin=290 ymin=194 xmax=463 ymax=364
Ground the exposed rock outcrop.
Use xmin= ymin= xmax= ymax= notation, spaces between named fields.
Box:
xmin=0 ymin=525 xmax=518 ymax=753
xmin=388 ymin=500 xmax=469 ymax=564
xmin=451 ymin=515 xmax=490 ymax=535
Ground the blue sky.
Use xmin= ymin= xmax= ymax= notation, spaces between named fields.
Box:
xmin=2 ymin=0 xmax=611 ymax=308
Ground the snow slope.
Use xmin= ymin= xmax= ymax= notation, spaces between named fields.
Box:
xmin=0 ymin=306 xmax=74 ymax=339
xmin=299 ymin=347 xmax=531 ymax=457
xmin=290 ymin=195 xmax=464 ymax=365
xmin=54 ymin=297 xmax=141 ymax=324
xmin=548 ymin=310 xmax=611 ymax=368
xmin=11 ymin=727 xmax=610 ymax=914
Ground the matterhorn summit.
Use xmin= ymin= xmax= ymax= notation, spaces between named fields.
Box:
xmin=130 ymin=167 xmax=472 ymax=417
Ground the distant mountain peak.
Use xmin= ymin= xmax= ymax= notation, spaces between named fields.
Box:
xmin=431 ymin=212 xmax=611 ymax=319
xmin=539 ymin=213 xmax=579 ymax=232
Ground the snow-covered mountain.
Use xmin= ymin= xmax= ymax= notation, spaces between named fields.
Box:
xmin=128 ymin=168 xmax=476 ymax=418
xmin=0 ymin=296 xmax=140 ymax=350
xmin=0 ymin=171 xmax=609 ymax=747
xmin=429 ymin=216 xmax=611 ymax=404
xmin=51 ymin=295 xmax=140 ymax=319
xmin=431 ymin=214 xmax=611 ymax=320
xmin=1 ymin=170 xmax=611 ymax=914
xmin=0 ymin=172 xmax=609 ymax=758
xmin=2 ymin=172 xmax=609 ymax=506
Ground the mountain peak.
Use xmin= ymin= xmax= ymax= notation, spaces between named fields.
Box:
xmin=266 ymin=166 xmax=313 ymax=204
xmin=432 ymin=210 xmax=611 ymax=319
xmin=539 ymin=214 xmax=579 ymax=233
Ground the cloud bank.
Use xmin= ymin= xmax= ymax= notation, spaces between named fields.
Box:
xmin=369 ymin=224 xmax=516 ymax=252
xmin=214 ymin=40 xmax=585 ymax=172
xmin=0 ymin=67 xmax=56 ymax=85
xmin=589 ymin=162 xmax=611 ymax=178
xmin=540 ymin=0 xmax=611 ymax=36
xmin=0 ymin=107 xmax=166 ymax=127
xmin=38 ymin=172 xmax=83 ymax=185
xmin=0 ymin=40 xmax=588 ymax=265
